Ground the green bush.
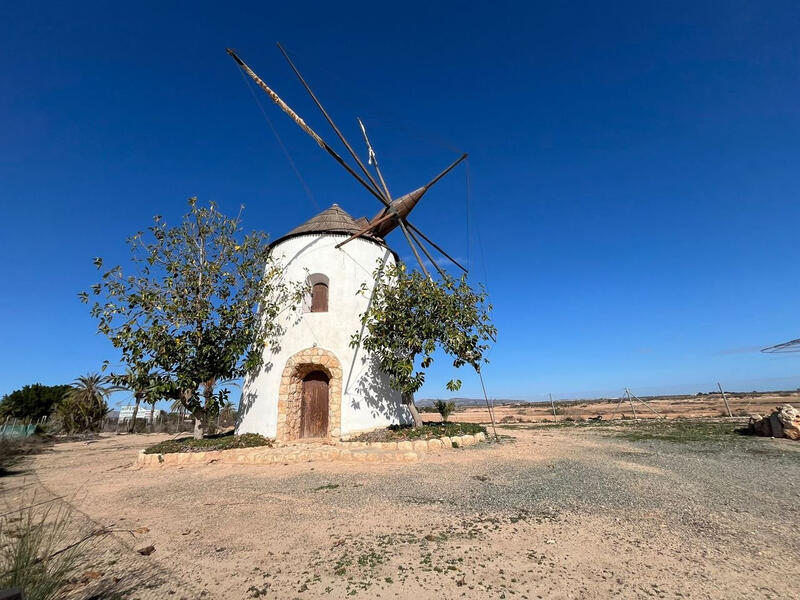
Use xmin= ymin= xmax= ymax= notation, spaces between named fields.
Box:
xmin=433 ymin=400 xmax=456 ymax=422
xmin=144 ymin=432 xmax=272 ymax=454
xmin=0 ymin=384 xmax=70 ymax=421
xmin=351 ymin=422 xmax=486 ymax=442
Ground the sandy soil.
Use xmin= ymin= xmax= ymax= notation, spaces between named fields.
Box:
xmin=3 ymin=420 xmax=799 ymax=599
xmin=429 ymin=391 xmax=800 ymax=424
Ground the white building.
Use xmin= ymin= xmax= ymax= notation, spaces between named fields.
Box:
xmin=118 ymin=405 xmax=165 ymax=423
xmin=237 ymin=203 xmax=413 ymax=441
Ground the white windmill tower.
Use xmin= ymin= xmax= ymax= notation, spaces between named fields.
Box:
xmin=230 ymin=46 xmax=467 ymax=441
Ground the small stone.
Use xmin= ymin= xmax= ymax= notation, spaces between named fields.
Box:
xmin=137 ymin=545 xmax=156 ymax=556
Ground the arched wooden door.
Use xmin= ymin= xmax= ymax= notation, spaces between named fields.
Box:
xmin=301 ymin=370 xmax=329 ymax=438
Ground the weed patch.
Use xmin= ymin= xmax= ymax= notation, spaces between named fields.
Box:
xmin=612 ymin=420 xmax=746 ymax=443
xmin=144 ymin=432 xmax=272 ymax=454
xmin=351 ymin=422 xmax=486 ymax=443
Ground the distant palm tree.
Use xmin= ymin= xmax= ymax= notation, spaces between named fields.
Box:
xmin=169 ymin=397 xmax=188 ymax=432
xmin=59 ymin=374 xmax=116 ymax=433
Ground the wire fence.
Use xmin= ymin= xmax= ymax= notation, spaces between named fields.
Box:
xmin=1 ymin=411 xmax=239 ymax=438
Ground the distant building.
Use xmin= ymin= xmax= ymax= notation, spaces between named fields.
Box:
xmin=118 ymin=405 xmax=165 ymax=423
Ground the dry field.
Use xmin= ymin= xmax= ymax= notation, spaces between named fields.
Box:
xmin=2 ymin=417 xmax=799 ymax=599
xmin=429 ymin=390 xmax=800 ymax=424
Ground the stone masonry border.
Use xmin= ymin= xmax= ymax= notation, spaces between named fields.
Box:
xmin=136 ymin=432 xmax=488 ymax=467
xmin=277 ymin=347 xmax=342 ymax=442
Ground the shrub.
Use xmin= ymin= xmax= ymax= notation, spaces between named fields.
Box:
xmin=52 ymin=374 xmax=113 ymax=434
xmin=350 ymin=422 xmax=486 ymax=443
xmin=433 ymin=400 xmax=456 ymax=422
xmin=0 ymin=384 xmax=70 ymax=422
xmin=144 ymin=432 xmax=272 ymax=454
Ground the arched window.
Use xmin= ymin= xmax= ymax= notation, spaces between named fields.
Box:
xmin=307 ymin=273 xmax=330 ymax=313
xmin=311 ymin=282 xmax=328 ymax=312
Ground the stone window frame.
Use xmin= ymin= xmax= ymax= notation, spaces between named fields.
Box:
xmin=276 ymin=347 xmax=342 ymax=442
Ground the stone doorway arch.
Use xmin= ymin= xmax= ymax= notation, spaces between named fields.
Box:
xmin=277 ymin=347 xmax=342 ymax=442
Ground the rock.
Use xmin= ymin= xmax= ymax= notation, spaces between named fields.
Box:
xmin=777 ymin=404 xmax=800 ymax=426
xmin=412 ymin=440 xmax=429 ymax=453
xmin=397 ymin=441 xmax=413 ymax=452
xmin=439 ymin=437 xmax=452 ymax=448
xmin=474 ymin=432 xmax=486 ymax=442
xmin=752 ymin=416 xmax=772 ymax=437
xmin=427 ymin=438 xmax=443 ymax=450
xmin=749 ymin=405 xmax=800 ymax=440
xmin=783 ymin=422 xmax=800 ymax=440
xmin=460 ymin=435 xmax=476 ymax=446
xmin=137 ymin=545 xmax=156 ymax=556
xmin=769 ymin=413 xmax=784 ymax=438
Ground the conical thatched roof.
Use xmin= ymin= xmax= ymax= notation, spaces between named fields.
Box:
xmin=285 ymin=204 xmax=361 ymax=237
xmin=271 ymin=204 xmax=383 ymax=247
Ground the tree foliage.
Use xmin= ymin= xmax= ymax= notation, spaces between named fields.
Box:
xmin=81 ymin=199 xmax=302 ymax=437
xmin=353 ymin=263 xmax=496 ymax=426
xmin=55 ymin=374 xmax=114 ymax=433
xmin=433 ymin=399 xmax=456 ymax=422
xmin=0 ymin=384 xmax=70 ymax=421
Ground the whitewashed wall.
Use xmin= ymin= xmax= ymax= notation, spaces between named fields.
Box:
xmin=237 ymin=233 xmax=411 ymax=438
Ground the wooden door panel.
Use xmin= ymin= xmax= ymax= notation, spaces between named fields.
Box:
xmin=301 ymin=371 xmax=329 ymax=438
xmin=311 ymin=282 xmax=328 ymax=312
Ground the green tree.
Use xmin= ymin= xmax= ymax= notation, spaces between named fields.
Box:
xmin=434 ymin=399 xmax=456 ymax=422
xmin=82 ymin=199 xmax=302 ymax=438
xmin=0 ymin=384 xmax=70 ymax=421
xmin=56 ymin=374 xmax=114 ymax=433
xmin=109 ymin=366 xmax=165 ymax=433
xmin=353 ymin=263 xmax=496 ymax=427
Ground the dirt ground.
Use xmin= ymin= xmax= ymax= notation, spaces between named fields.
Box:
xmin=3 ymin=418 xmax=799 ymax=599
xmin=429 ymin=391 xmax=800 ymax=424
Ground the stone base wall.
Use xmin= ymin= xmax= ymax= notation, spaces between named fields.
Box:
xmin=277 ymin=347 xmax=342 ymax=442
xmin=136 ymin=432 xmax=488 ymax=468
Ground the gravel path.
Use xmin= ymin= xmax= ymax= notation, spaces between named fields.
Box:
xmin=3 ymin=424 xmax=798 ymax=599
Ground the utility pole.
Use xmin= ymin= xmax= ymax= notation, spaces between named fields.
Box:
xmin=718 ymin=382 xmax=732 ymax=417
xmin=549 ymin=393 xmax=557 ymax=419
xmin=626 ymin=388 xmax=638 ymax=420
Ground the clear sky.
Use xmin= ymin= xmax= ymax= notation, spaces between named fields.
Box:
xmin=2 ymin=1 xmax=799 ymax=408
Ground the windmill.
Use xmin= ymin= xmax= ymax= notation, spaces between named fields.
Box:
xmin=226 ymin=45 xmax=467 ymax=279
xmin=229 ymin=45 xmax=498 ymax=442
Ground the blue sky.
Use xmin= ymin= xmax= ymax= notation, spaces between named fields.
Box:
xmin=2 ymin=1 xmax=799 ymax=408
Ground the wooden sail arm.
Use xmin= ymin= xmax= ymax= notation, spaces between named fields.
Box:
xmin=334 ymin=212 xmax=397 ymax=249
xmin=370 ymin=154 xmax=469 ymax=237
xmin=226 ymin=49 xmax=389 ymax=208
xmin=404 ymin=219 xmax=448 ymax=279
xmin=405 ymin=221 xmax=468 ymax=273
xmin=277 ymin=44 xmax=385 ymax=200
xmin=357 ymin=117 xmax=430 ymax=278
